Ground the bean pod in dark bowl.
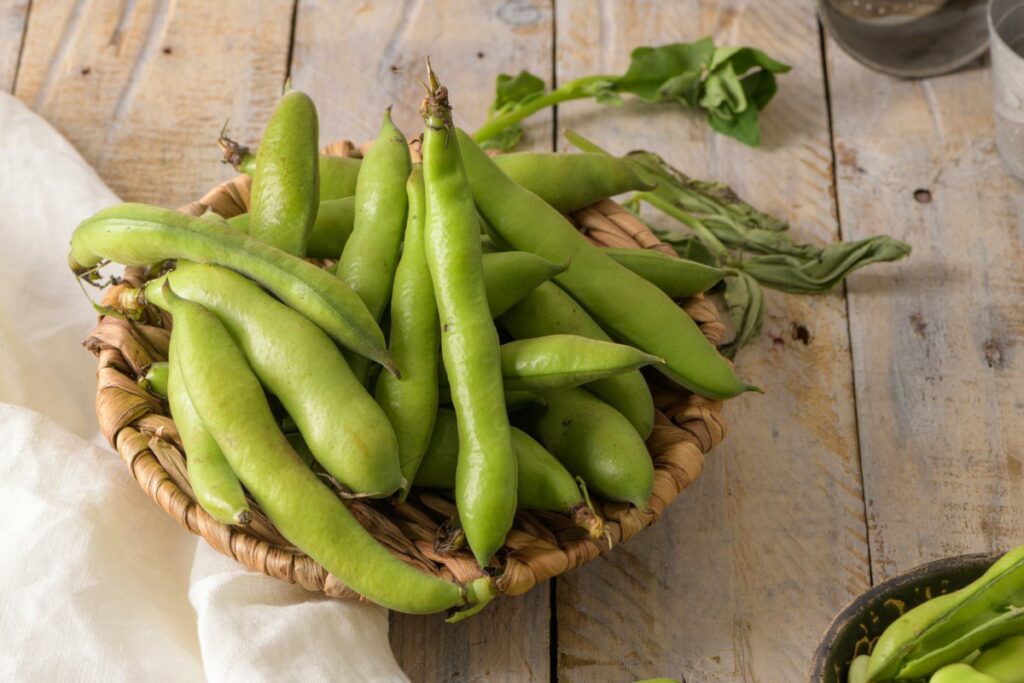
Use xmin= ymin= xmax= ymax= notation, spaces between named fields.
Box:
xmin=808 ymin=551 xmax=1003 ymax=683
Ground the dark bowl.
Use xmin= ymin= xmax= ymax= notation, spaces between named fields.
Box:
xmin=808 ymin=551 xmax=1003 ymax=683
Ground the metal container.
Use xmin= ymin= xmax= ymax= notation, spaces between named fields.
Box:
xmin=819 ymin=0 xmax=990 ymax=78
xmin=990 ymin=0 xmax=1024 ymax=178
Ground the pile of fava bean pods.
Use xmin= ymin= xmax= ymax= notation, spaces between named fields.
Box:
xmin=847 ymin=542 xmax=1024 ymax=683
xmin=69 ymin=66 xmax=756 ymax=618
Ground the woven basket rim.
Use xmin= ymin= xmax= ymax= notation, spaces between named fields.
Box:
xmin=85 ymin=141 xmax=730 ymax=606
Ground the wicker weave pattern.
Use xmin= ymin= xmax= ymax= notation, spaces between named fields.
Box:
xmin=85 ymin=149 xmax=728 ymax=603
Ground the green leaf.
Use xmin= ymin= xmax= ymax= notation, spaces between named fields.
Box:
xmin=700 ymin=64 xmax=748 ymax=117
xmin=653 ymin=232 xmax=722 ymax=267
xmin=721 ymin=272 xmax=764 ymax=358
xmin=736 ymin=236 xmax=911 ymax=294
xmin=655 ymin=71 xmax=704 ymax=104
xmin=740 ymin=68 xmax=779 ymax=111
xmin=623 ymin=150 xmax=789 ymax=238
xmin=617 ymin=39 xmax=715 ymax=104
xmin=479 ymin=125 xmax=524 ymax=152
xmin=708 ymin=104 xmax=761 ymax=146
xmin=476 ymin=38 xmax=787 ymax=149
xmin=592 ymin=88 xmax=623 ymax=106
xmin=491 ymin=71 xmax=546 ymax=113
xmin=480 ymin=70 xmax=549 ymax=151
xmin=709 ymin=46 xmax=791 ymax=76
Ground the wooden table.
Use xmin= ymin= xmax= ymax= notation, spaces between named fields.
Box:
xmin=8 ymin=1 xmax=1021 ymax=680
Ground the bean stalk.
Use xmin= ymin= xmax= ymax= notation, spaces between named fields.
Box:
xmin=565 ymin=130 xmax=910 ymax=357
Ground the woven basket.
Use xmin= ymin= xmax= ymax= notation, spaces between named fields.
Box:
xmin=84 ymin=141 xmax=729 ymax=604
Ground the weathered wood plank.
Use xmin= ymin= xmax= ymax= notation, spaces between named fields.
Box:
xmin=290 ymin=0 xmax=554 ymax=146
xmin=555 ymin=2 xmax=868 ymax=681
xmin=0 ymin=0 xmax=30 ymax=92
xmin=289 ymin=2 xmax=555 ymax=681
xmin=14 ymin=0 xmax=294 ymax=207
xmin=826 ymin=43 xmax=1024 ymax=579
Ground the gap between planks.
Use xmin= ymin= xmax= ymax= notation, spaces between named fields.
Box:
xmin=817 ymin=17 xmax=874 ymax=590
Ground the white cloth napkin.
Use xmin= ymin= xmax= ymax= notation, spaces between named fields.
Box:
xmin=0 ymin=91 xmax=409 ymax=683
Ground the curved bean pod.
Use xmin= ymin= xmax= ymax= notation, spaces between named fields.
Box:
xmin=481 ymin=251 xmax=568 ymax=317
xmin=493 ymin=152 xmax=653 ymax=213
xmin=231 ymin=144 xmax=361 ymax=202
xmin=229 ymin=196 xmax=355 ymax=259
xmin=337 ymin=109 xmax=411 ymax=382
xmin=146 ymin=261 xmax=401 ymax=496
xmin=973 ymin=635 xmax=1024 ymax=681
xmin=337 ymin=108 xmax=411 ymax=322
xmin=152 ymin=283 xmax=490 ymax=615
xmin=248 ymin=90 xmax=319 ymax=255
xmin=166 ymin=352 xmax=251 ymax=525
xmin=422 ymin=70 xmax=516 ymax=566
xmin=413 ymin=410 xmax=602 ymax=538
xmin=69 ymin=203 xmax=395 ymax=374
xmin=499 ymin=281 xmax=655 ymax=437
xmin=499 ymin=334 xmax=663 ymax=390
xmin=602 ymin=247 xmax=728 ymax=299
xmin=375 ymin=167 xmax=438 ymax=497
xmin=456 ymin=128 xmax=755 ymax=400
xmin=525 ymin=387 xmax=653 ymax=509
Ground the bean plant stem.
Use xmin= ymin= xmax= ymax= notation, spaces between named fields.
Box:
xmin=472 ymin=75 xmax=618 ymax=143
xmin=637 ymin=191 xmax=730 ymax=257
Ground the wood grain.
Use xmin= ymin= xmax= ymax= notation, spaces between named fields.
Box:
xmin=826 ymin=45 xmax=1024 ymax=579
xmin=0 ymin=0 xmax=30 ymax=92
xmin=290 ymin=0 xmax=554 ymax=147
xmin=289 ymin=1 xmax=555 ymax=680
xmin=555 ymin=2 xmax=868 ymax=681
xmin=14 ymin=0 xmax=294 ymax=207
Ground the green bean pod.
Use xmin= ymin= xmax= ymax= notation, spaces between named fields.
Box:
xmin=845 ymin=655 xmax=869 ymax=683
xmin=375 ymin=167 xmax=438 ymax=498
xmin=601 ymin=247 xmax=728 ymax=299
xmin=337 ymin=109 xmax=411 ymax=382
xmin=437 ymin=385 xmax=546 ymax=411
xmin=525 ymin=387 xmax=653 ymax=509
xmin=414 ymin=410 xmax=602 ymax=538
xmin=337 ymin=108 xmax=411 ymax=321
xmin=166 ymin=352 xmax=251 ymax=526
xmin=145 ymin=261 xmax=401 ymax=496
xmin=493 ymin=152 xmax=654 ymax=213
xmin=973 ymin=635 xmax=1024 ymax=681
xmin=229 ymin=196 xmax=355 ymax=259
xmin=422 ymin=70 xmax=517 ymax=566
xmin=228 ymin=207 xmax=570 ymax=282
xmin=69 ymin=203 xmax=394 ymax=374
xmin=928 ymin=663 xmax=1000 ymax=683
xmin=316 ymin=156 xmax=362 ymax=200
xmin=499 ymin=334 xmax=664 ymax=390
xmin=227 ymin=136 xmax=362 ymax=202
xmin=868 ymin=542 xmax=1024 ymax=680
xmin=248 ymin=90 xmax=320 ymax=256
xmin=152 ymin=282 xmax=491 ymax=615
xmin=456 ymin=128 xmax=755 ymax=400
xmin=481 ymin=251 xmax=567 ymax=316
xmin=500 ymin=282 xmax=655 ymax=437
xmin=141 ymin=361 xmax=169 ymax=396
xmin=284 ymin=432 xmax=317 ymax=467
